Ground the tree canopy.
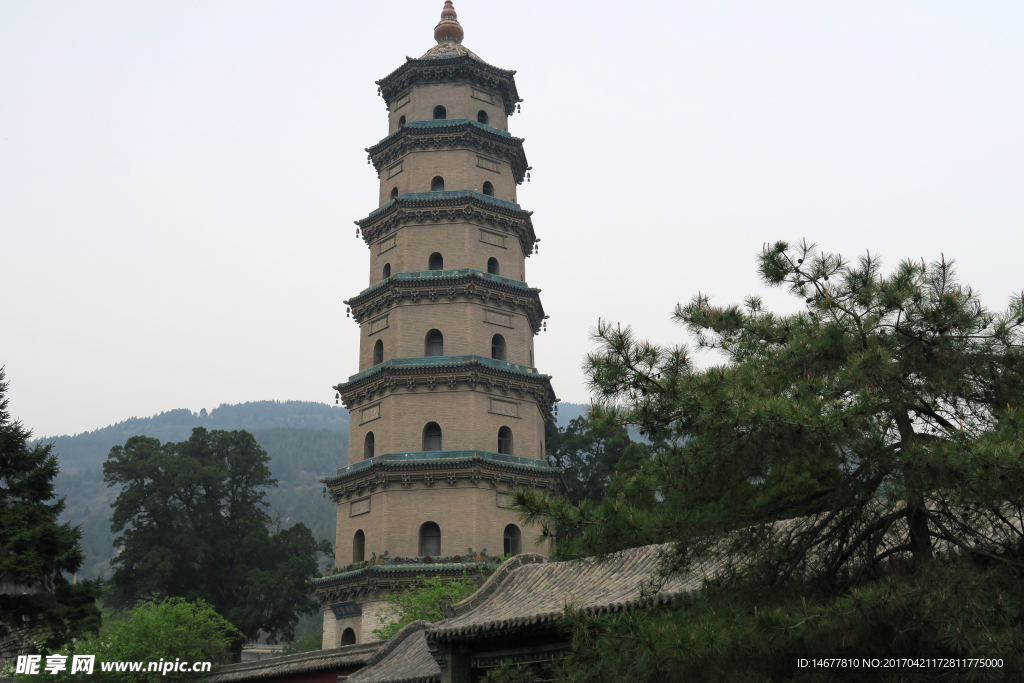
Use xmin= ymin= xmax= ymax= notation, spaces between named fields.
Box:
xmin=544 ymin=415 xmax=635 ymax=506
xmin=103 ymin=427 xmax=331 ymax=651
xmin=0 ymin=367 xmax=102 ymax=658
xmin=515 ymin=242 xmax=1024 ymax=680
xmin=14 ymin=598 xmax=240 ymax=683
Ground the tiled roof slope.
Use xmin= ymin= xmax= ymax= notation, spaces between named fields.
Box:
xmin=203 ymin=642 xmax=381 ymax=683
xmin=347 ymin=621 xmax=439 ymax=683
xmin=429 ymin=544 xmax=709 ymax=640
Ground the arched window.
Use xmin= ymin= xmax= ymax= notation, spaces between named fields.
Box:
xmin=364 ymin=431 xmax=375 ymax=459
xmin=431 ymin=176 xmax=445 ymax=192
xmin=353 ymin=530 xmax=365 ymax=563
xmin=419 ymin=521 xmax=441 ymax=556
xmin=390 ymin=187 xmax=398 ymax=200
xmin=503 ymin=524 xmax=521 ymax=556
xmin=373 ymin=340 xmax=383 ymax=366
xmin=529 ymin=350 xmax=533 ymax=366
xmin=428 ymin=252 xmax=443 ymax=270
xmin=398 ymin=115 xmax=406 ymax=126
xmin=433 ymin=105 xmax=446 ymax=120
xmin=423 ymin=422 xmax=442 ymax=451
xmin=498 ymin=426 xmax=513 ymax=454
xmin=341 ymin=628 xmax=356 ymax=645
xmin=487 ymin=257 xmax=499 ymax=275
xmin=425 ymin=329 xmax=443 ymax=356
xmin=491 ymin=334 xmax=506 ymax=361
xmin=477 ymin=110 xmax=489 ymax=125
xmin=382 ymin=263 xmax=391 ymax=278
xmin=482 ymin=181 xmax=494 ymax=196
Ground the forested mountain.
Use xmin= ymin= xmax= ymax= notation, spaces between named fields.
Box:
xmin=41 ymin=400 xmax=588 ymax=580
xmin=37 ymin=401 xmax=350 ymax=580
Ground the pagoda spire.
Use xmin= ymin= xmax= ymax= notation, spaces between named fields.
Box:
xmin=433 ymin=1 xmax=464 ymax=44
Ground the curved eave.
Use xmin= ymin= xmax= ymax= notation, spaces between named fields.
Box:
xmin=335 ymin=355 xmax=550 ymax=388
xmin=312 ymin=559 xmax=499 ymax=588
xmin=321 ymin=449 xmax=559 ymax=486
xmin=343 ymin=269 xmax=546 ymax=334
xmin=366 ymin=120 xmax=528 ymax=183
xmin=376 ymin=55 xmax=521 ymax=116
xmin=356 ymin=191 xmax=537 ymax=257
xmin=362 ymin=191 xmax=531 ymax=224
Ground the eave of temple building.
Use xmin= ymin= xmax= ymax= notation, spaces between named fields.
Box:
xmin=333 ymin=355 xmax=556 ymax=416
xmin=311 ymin=553 xmax=499 ymax=604
xmin=376 ymin=53 xmax=521 ymax=117
xmin=356 ymin=190 xmax=536 ymax=255
xmin=366 ymin=119 xmax=529 ymax=184
xmin=321 ymin=449 xmax=560 ymax=492
xmin=344 ymin=269 xmax=546 ymax=334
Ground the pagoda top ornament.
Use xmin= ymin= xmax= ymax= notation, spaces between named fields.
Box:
xmin=434 ymin=1 xmax=464 ymax=44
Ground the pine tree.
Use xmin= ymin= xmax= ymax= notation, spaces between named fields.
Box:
xmin=514 ymin=242 xmax=1024 ymax=681
xmin=0 ymin=367 xmax=102 ymax=658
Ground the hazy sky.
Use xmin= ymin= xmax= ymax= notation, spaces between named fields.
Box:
xmin=2 ymin=1 xmax=1022 ymax=438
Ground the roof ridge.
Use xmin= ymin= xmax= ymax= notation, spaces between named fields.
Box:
xmin=363 ymin=620 xmax=432 ymax=668
xmin=449 ymin=553 xmax=545 ymax=618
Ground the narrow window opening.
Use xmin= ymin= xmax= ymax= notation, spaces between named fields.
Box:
xmin=353 ymin=530 xmax=365 ymax=563
xmin=503 ymin=524 xmax=521 ymax=556
xmin=419 ymin=521 xmax=441 ymax=556
xmin=425 ymin=329 xmax=444 ymax=356
xmin=482 ymin=181 xmax=494 ymax=196
xmin=423 ymin=422 xmax=442 ymax=451
xmin=398 ymin=115 xmax=406 ymax=126
xmin=382 ymin=263 xmax=391 ymax=279
xmin=364 ymin=431 xmax=375 ymax=459
xmin=498 ymin=426 xmax=513 ymax=455
xmin=428 ymin=252 xmax=444 ymax=270
xmin=372 ymin=339 xmax=384 ymax=366
xmin=390 ymin=187 xmax=398 ymax=200
xmin=487 ymin=257 xmax=499 ymax=275
xmin=433 ymin=105 xmax=446 ymax=120
xmin=341 ymin=628 xmax=356 ymax=645
xmin=491 ymin=334 xmax=506 ymax=361
xmin=431 ymin=176 xmax=445 ymax=192
xmin=477 ymin=110 xmax=489 ymax=125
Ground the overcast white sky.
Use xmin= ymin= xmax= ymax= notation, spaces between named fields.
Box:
xmin=2 ymin=1 xmax=1022 ymax=438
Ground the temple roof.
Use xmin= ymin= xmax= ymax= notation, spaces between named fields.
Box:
xmin=347 ymin=621 xmax=439 ymax=683
xmin=419 ymin=41 xmax=482 ymax=62
xmin=203 ymin=642 xmax=381 ymax=683
xmin=428 ymin=544 xmax=713 ymax=640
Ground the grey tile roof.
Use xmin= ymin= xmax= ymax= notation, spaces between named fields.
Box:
xmin=429 ymin=544 xmax=712 ymax=640
xmin=347 ymin=621 xmax=439 ymax=683
xmin=203 ymin=642 xmax=381 ymax=683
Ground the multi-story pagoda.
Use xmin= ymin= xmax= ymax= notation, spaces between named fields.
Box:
xmin=314 ymin=2 xmax=561 ymax=648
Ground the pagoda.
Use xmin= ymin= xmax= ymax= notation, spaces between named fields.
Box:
xmin=313 ymin=2 xmax=561 ymax=647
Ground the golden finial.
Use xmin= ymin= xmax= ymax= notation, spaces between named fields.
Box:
xmin=434 ymin=1 xmax=464 ymax=44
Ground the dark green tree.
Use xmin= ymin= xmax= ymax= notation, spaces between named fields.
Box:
xmin=0 ymin=367 xmax=102 ymax=658
xmin=544 ymin=415 xmax=635 ymax=505
xmin=515 ymin=242 xmax=1024 ymax=681
xmin=103 ymin=427 xmax=331 ymax=654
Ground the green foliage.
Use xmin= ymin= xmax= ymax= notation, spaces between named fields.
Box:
xmin=54 ymin=424 xmax=345 ymax=581
xmin=372 ymin=573 xmax=480 ymax=640
xmin=513 ymin=242 xmax=1024 ymax=680
xmin=0 ymin=367 xmax=103 ymax=658
xmin=545 ymin=415 xmax=636 ymax=506
xmin=15 ymin=598 xmax=240 ymax=683
xmin=103 ymin=427 xmax=332 ymax=648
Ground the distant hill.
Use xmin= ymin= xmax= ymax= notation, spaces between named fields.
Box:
xmin=45 ymin=400 xmax=589 ymax=580
xmin=39 ymin=401 xmax=350 ymax=580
